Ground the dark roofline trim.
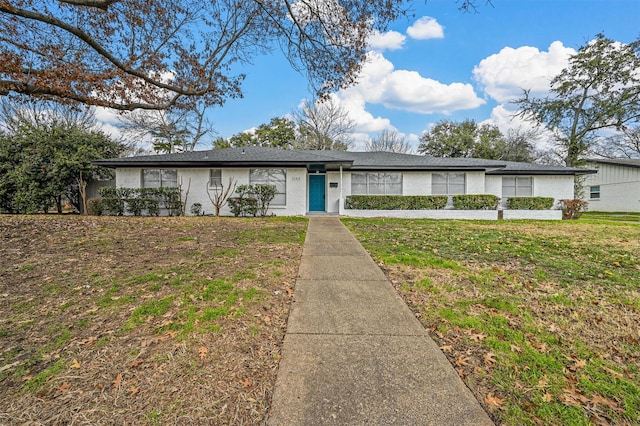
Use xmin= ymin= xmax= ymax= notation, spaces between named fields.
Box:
xmin=486 ymin=169 xmax=596 ymax=176
xmin=586 ymin=159 xmax=640 ymax=169
xmin=93 ymin=160 xmax=352 ymax=168
xmin=347 ymin=167 xmax=491 ymax=172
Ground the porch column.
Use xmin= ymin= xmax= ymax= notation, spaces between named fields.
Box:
xmin=339 ymin=165 xmax=344 ymax=215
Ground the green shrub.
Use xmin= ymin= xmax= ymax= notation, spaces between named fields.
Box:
xmin=87 ymin=198 xmax=103 ymax=216
xmin=227 ymin=184 xmax=275 ymax=217
xmin=452 ymin=194 xmax=499 ymax=210
xmin=559 ymin=199 xmax=588 ymax=219
xmin=344 ymin=195 xmax=448 ymax=210
xmin=507 ymin=197 xmax=555 ymax=210
xmin=98 ymin=186 xmax=181 ymax=216
xmin=252 ymin=184 xmax=278 ymax=216
xmin=143 ymin=198 xmax=160 ymax=216
xmin=125 ymin=197 xmax=145 ymax=216
xmin=100 ymin=197 xmax=125 ymax=215
xmin=228 ymin=197 xmax=257 ymax=217
xmin=190 ymin=202 xmax=203 ymax=215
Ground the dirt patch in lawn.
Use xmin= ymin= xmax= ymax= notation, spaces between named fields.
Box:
xmin=0 ymin=215 xmax=306 ymax=425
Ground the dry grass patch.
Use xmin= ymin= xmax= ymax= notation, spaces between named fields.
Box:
xmin=0 ymin=215 xmax=306 ymax=425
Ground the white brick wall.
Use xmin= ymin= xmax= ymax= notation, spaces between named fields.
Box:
xmin=114 ymin=167 xmax=576 ymax=216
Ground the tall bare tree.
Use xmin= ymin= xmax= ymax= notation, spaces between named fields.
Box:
xmin=294 ymin=98 xmax=356 ymax=150
xmin=364 ymin=129 xmax=413 ymax=153
xmin=119 ymin=102 xmax=214 ymax=153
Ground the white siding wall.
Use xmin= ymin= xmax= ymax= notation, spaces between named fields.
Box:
xmin=403 ymin=172 xmax=431 ymax=195
xmin=532 ymin=175 xmax=574 ymax=207
xmin=466 ymin=172 xmax=485 ymax=194
xmin=115 ymin=167 xmax=307 ymax=216
xmin=583 ymin=163 xmax=640 ymax=212
xmin=115 ymin=167 xmax=578 ymax=216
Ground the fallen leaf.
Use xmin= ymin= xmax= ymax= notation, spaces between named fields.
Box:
xmin=510 ymin=344 xmax=522 ymax=353
xmin=58 ymin=382 xmax=71 ymax=393
xmin=455 ymin=356 xmax=470 ymax=367
xmin=440 ymin=345 xmax=454 ymax=353
xmin=572 ymin=359 xmax=587 ymax=371
xmin=485 ymin=393 xmax=504 ymax=407
xmin=130 ymin=386 xmax=140 ymax=395
xmin=542 ymin=392 xmax=554 ymax=402
xmin=483 ymin=352 xmax=496 ymax=367
xmin=591 ymin=394 xmax=624 ymax=412
xmin=470 ymin=333 xmax=486 ymax=341
xmin=241 ymin=378 xmax=252 ymax=388
xmin=113 ymin=373 xmax=123 ymax=389
xmin=70 ymin=359 xmax=81 ymax=369
xmin=536 ymin=376 xmax=549 ymax=388
xmin=263 ymin=315 xmax=271 ymax=325
xmin=199 ymin=346 xmax=208 ymax=360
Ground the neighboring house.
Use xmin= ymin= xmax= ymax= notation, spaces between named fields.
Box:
xmin=583 ymin=158 xmax=640 ymax=212
xmin=94 ymin=147 xmax=592 ymax=217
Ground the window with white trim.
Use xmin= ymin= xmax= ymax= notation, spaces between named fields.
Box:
xmin=432 ymin=173 xmax=465 ymax=195
xmin=250 ymin=169 xmax=286 ymax=206
xmin=589 ymin=185 xmax=600 ymax=199
xmin=209 ymin=169 xmax=222 ymax=187
xmin=142 ymin=169 xmax=177 ymax=188
xmin=502 ymin=176 xmax=533 ymax=197
xmin=351 ymin=173 xmax=402 ymax=195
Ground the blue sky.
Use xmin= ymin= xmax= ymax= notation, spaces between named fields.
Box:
xmin=90 ymin=1 xmax=638 ymax=151
xmin=202 ymin=0 xmax=640 ymax=151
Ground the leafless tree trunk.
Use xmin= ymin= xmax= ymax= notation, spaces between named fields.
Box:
xmin=207 ymin=178 xmax=237 ymax=216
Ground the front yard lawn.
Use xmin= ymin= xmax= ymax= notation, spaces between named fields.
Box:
xmin=344 ymin=218 xmax=639 ymax=425
xmin=0 ymin=215 xmax=306 ymax=425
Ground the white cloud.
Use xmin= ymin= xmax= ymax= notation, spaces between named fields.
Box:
xmin=473 ymin=41 xmax=575 ymax=103
xmin=343 ymin=51 xmax=484 ymax=115
xmin=367 ymin=30 xmax=406 ymax=51
xmin=328 ymin=51 xmax=484 ymax=147
xmin=406 ymin=16 xmax=444 ymax=40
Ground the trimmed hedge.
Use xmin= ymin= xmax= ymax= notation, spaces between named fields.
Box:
xmin=345 ymin=195 xmax=448 ymax=210
xmin=452 ymin=194 xmax=499 ymax=210
xmin=95 ymin=187 xmax=182 ymax=216
xmin=506 ymin=197 xmax=554 ymax=210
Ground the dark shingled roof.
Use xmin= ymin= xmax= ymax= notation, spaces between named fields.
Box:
xmin=94 ymin=147 xmax=594 ymax=175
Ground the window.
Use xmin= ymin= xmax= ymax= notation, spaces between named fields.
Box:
xmin=590 ymin=185 xmax=600 ymax=199
xmin=502 ymin=176 xmax=533 ymax=197
xmin=351 ymin=173 xmax=402 ymax=195
xmin=432 ymin=173 xmax=465 ymax=195
xmin=250 ymin=169 xmax=286 ymax=206
xmin=209 ymin=169 xmax=222 ymax=187
xmin=142 ymin=169 xmax=177 ymax=188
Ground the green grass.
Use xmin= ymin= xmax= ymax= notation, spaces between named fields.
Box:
xmin=344 ymin=218 xmax=640 ymax=425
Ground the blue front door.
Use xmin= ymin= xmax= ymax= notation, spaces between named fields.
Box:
xmin=309 ymin=174 xmax=326 ymax=212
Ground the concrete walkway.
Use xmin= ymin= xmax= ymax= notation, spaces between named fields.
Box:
xmin=267 ymin=217 xmax=493 ymax=425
